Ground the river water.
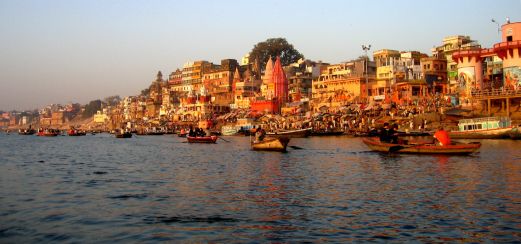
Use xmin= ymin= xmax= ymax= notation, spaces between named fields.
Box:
xmin=1 ymin=133 xmax=520 ymax=242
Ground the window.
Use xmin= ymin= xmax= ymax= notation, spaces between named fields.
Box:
xmin=507 ymin=36 xmax=513 ymax=42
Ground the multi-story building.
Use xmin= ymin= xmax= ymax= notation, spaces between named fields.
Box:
xmin=373 ymin=49 xmax=427 ymax=102
xmin=432 ymin=35 xmax=481 ymax=92
xmin=311 ymin=59 xmax=376 ymax=112
xmin=168 ymin=69 xmax=183 ymax=91
xmin=286 ymin=59 xmax=324 ymax=102
xmin=232 ymin=67 xmax=262 ymax=109
xmin=180 ymin=61 xmax=214 ymax=93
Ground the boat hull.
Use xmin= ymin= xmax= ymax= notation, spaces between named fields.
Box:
xmin=449 ymin=127 xmax=512 ymax=139
xmin=187 ymin=136 xmax=218 ymax=143
xmin=310 ymin=130 xmax=344 ymax=136
xmin=251 ymin=137 xmax=290 ymax=152
xmin=18 ymin=129 xmax=36 ymax=135
xmin=221 ymin=126 xmax=239 ymax=136
xmin=37 ymin=132 xmax=59 ymax=137
xmin=68 ymin=130 xmax=86 ymax=136
xmin=267 ymin=128 xmax=311 ymax=138
xmin=362 ymin=137 xmax=481 ymax=154
xmin=115 ymin=132 xmax=132 ymax=138
xmin=509 ymin=126 xmax=521 ymax=139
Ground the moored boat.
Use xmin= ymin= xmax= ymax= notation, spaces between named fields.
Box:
xmin=68 ymin=129 xmax=87 ymax=136
xmin=251 ymin=137 xmax=290 ymax=152
xmin=37 ymin=128 xmax=60 ymax=137
xmin=509 ymin=126 xmax=521 ymax=139
xmin=18 ymin=128 xmax=36 ymax=135
xmin=266 ymin=128 xmax=311 ymax=138
xmin=115 ymin=131 xmax=132 ymax=138
xmin=187 ymin=135 xmax=218 ymax=143
xmin=221 ymin=125 xmax=239 ymax=136
xmin=449 ymin=117 xmax=513 ymax=139
xmin=362 ymin=137 xmax=481 ymax=154
xmin=137 ymin=127 xmax=166 ymax=135
xmin=310 ymin=129 xmax=344 ymax=136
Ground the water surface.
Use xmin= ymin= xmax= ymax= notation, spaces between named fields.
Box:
xmin=1 ymin=133 xmax=520 ymax=242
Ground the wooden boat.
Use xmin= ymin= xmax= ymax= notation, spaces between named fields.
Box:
xmin=137 ymin=127 xmax=166 ymax=135
xmin=449 ymin=117 xmax=513 ymax=139
xmin=68 ymin=129 xmax=87 ymax=136
xmin=221 ymin=125 xmax=239 ymax=136
xmin=362 ymin=137 xmax=481 ymax=155
xmin=37 ymin=129 xmax=60 ymax=137
xmin=18 ymin=128 xmax=36 ymax=135
xmin=187 ymin=135 xmax=218 ymax=143
xmin=509 ymin=126 xmax=521 ymax=140
xmin=251 ymin=137 xmax=290 ymax=152
xmin=115 ymin=132 xmax=132 ymax=138
xmin=310 ymin=129 xmax=344 ymax=136
xmin=266 ymin=128 xmax=311 ymax=138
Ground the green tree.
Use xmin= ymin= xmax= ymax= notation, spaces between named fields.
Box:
xmin=140 ymin=88 xmax=150 ymax=97
xmin=82 ymin=99 xmax=102 ymax=118
xmin=249 ymin=38 xmax=304 ymax=70
xmin=104 ymin=95 xmax=121 ymax=106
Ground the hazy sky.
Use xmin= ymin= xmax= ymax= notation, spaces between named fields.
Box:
xmin=0 ymin=0 xmax=519 ymax=110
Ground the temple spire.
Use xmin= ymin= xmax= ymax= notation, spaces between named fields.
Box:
xmin=263 ymin=56 xmax=274 ymax=85
xmin=232 ymin=67 xmax=241 ymax=92
xmin=272 ymin=56 xmax=288 ymax=111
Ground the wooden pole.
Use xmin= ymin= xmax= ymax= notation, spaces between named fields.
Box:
xmin=506 ymin=98 xmax=510 ymax=117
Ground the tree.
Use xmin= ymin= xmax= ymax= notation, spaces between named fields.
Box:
xmin=82 ymin=99 xmax=103 ymax=118
xmin=249 ymin=38 xmax=304 ymax=70
xmin=140 ymin=88 xmax=150 ymax=97
xmin=104 ymin=95 xmax=121 ymax=106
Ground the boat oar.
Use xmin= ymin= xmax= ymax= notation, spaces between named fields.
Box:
xmin=218 ymin=136 xmax=231 ymax=142
xmin=288 ymin=145 xmax=304 ymax=150
xmin=388 ymin=143 xmax=427 ymax=153
xmin=388 ymin=145 xmax=410 ymax=153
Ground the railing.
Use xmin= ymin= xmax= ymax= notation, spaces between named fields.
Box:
xmin=470 ymin=88 xmax=521 ymax=98
xmin=458 ymin=116 xmax=510 ymax=124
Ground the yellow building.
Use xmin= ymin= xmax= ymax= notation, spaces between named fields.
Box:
xmin=93 ymin=111 xmax=108 ymax=124
xmin=311 ymin=59 xmax=375 ymax=112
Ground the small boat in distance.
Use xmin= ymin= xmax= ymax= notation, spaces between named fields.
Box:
xmin=310 ymin=129 xmax=344 ymax=136
xmin=449 ymin=117 xmax=513 ymax=139
xmin=362 ymin=137 xmax=481 ymax=155
xmin=68 ymin=128 xmax=87 ymax=136
xmin=251 ymin=137 xmax=290 ymax=152
xmin=18 ymin=128 xmax=36 ymax=135
xmin=37 ymin=128 xmax=60 ymax=137
xmin=187 ymin=136 xmax=218 ymax=143
xmin=115 ymin=129 xmax=132 ymax=138
xmin=266 ymin=128 xmax=311 ymax=138
xmin=221 ymin=125 xmax=239 ymax=136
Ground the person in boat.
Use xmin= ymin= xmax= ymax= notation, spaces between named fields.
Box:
xmin=255 ymin=126 xmax=266 ymax=142
xmin=390 ymin=123 xmax=399 ymax=144
xmin=379 ymin=122 xmax=392 ymax=143
xmin=188 ymin=126 xmax=196 ymax=137
xmin=195 ymin=128 xmax=205 ymax=137
xmin=433 ymin=126 xmax=451 ymax=146
xmin=204 ymin=127 xmax=211 ymax=136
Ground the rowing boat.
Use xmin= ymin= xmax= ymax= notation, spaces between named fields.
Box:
xmin=266 ymin=128 xmax=311 ymax=138
xmin=187 ymin=136 xmax=218 ymax=143
xmin=251 ymin=137 xmax=290 ymax=152
xmin=362 ymin=137 xmax=481 ymax=154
